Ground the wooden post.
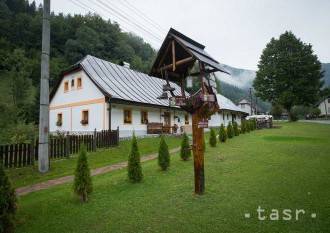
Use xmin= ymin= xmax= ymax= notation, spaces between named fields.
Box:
xmin=30 ymin=136 xmax=35 ymax=166
xmin=116 ymin=126 xmax=120 ymax=147
xmin=65 ymin=134 xmax=70 ymax=159
xmin=93 ymin=128 xmax=97 ymax=152
xmin=192 ymin=109 xmax=205 ymax=195
xmin=172 ymin=40 xmax=176 ymax=71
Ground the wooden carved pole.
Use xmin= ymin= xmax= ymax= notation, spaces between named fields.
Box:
xmin=192 ymin=108 xmax=205 ymax=194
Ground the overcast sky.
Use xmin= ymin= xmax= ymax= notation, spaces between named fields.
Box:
xmin=32 ymin=0 xmax=330 ymax=70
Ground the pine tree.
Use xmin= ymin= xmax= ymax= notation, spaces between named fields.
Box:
xmin=233 ymin=121 xmax=239 ymax=136
xmin=128 ymin=133 xmax=143 ymax=183
xmin=241 ymin=119 xmax=246 ymax=134
xmin=209 ymin=128 xmax=217 ymax=147
xmin=180 ymin=133 xmax=191 ymax=161
xmin=203 ymin=138 xmax=206 ymax=152
xmin=250 ymin=120 xmax=254 ymax=131
xmin=73 ymin=144 xmax=92 ymax=203
xmin=158 ymin=136 xmax=170 ymax=171
xmin=0 ymin=162 xmax=17 ymax=233
xmin=227 ymin=122 xmax=234 ymax=138
xmin=219 ymin=124 xmax=227 ymax=142
xmin=246 ymin=121 xmax=251 ymax=133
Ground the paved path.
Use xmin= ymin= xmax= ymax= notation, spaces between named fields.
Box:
xmin=15 ymin=147 xmax=181 ymax=196
xmin=299 ymin=120 xmax=330 ymax=125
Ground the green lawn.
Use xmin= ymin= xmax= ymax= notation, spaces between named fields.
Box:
xmin=9 ymin=136 xmax=182 ymax=189
xmin=15 ymin=123 xmax=330 ymax=232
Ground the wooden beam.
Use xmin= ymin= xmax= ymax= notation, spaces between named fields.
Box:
xmin=181 ymin=76 xmax=186 ymax=97
xmin=158 ymin=56 xmax=194 ymax=73
xmin=172 ymin=40 xmax=176 ymax=71
xmin=157 ymin=42 xmax=173 ymax=69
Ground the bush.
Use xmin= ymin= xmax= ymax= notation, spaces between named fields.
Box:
xmin=246 ymin=121 xmax=251 ymax=133
xmin=158 ymin=136 xmax=170 ymax=171
xmin=233 ymin=122 xmax=239 ymax=136
xmin=73 ymin=144 xmax=92 ymax=203
xmin=209 ymin=128 xmax=217 ymax=147
xmin=0 ymin=161 xmax=17 ymax=233
xmin=241 ymin=119 xmax=246 ymax=134
xmin=128 ymin=133 xmax=143 ymax=183
xmin=249 ymin=121 xmax=254 ymax=131
xmin=227 ymin=122 xmax=234 ymax=138
xmin=180 ymin=133 xmax=191 ymax=161
xmin=219 ymin=124 xmax=227 ymax=142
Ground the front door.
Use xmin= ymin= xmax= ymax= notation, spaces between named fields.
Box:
xmin=164 ymin=112 xmax=171 ymax=133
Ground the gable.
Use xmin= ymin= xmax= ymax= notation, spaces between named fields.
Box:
xmin=50 ymin=68 xmax=105 ymax=107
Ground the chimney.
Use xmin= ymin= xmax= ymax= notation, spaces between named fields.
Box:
xmin=119 ymin=61 xmax=130 ymax=69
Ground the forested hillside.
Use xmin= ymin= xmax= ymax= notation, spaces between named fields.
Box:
xmin=0 ymin=0 xmax=156 ymax=143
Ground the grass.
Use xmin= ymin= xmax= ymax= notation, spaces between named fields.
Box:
xmin=8 ymin=136 xmax=182 ymax=189
xmin=15 ymin=122 xmax=330 ymax=232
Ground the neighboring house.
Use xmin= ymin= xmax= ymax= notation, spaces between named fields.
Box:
xmin=209 ymin=94 xmax=247 ymax=127
xmin=318 ymin=94 xmax=330 ymax=117
xmin=237 ymin=99 xmax=256 ymax=115
xmin=49 ymin=55 xmax=192 ymax=137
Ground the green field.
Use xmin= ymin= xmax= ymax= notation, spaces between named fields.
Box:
xmin=14 ymin=122 xmax=330 ymax=232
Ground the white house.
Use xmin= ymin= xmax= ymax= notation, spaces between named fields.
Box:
xmin=49 ymin=55 xmax=192 ymax=138
xmin=209 ymin=94 xmax=247 ymax=127
xmin=237 ymin=99 xmax=256 ymax=115
xmin=318 ymin=95 xmax=330 ymax=117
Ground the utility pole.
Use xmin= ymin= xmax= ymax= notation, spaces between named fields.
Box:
xmin=38 ymin=0 xmax=50 ymax=173
xmin=249 ymin=88 xmax=253 ymax=115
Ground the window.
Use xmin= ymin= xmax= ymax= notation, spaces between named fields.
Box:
xmin=81 ymin=110 xmax=89 ymax=125
xmin=328 ymin=98 xmax=330 ymax=103
xmin=56 ymin=113 xmax=62 ymax=127
xmin=241 ymin=104 xmax=245 ymax=109
xmin=64 ymin=81 xmax=69 ymax=93
xmin=222 ymin=114 xmax=224 ymax=120
xmin=141 ymin=111 xmax=148 ymax=124
xmin=77 ymin=76 xmax=82 ymax=89
xmin=185 ymin=114 xmax=189 ymax=125
xmin=71 ymin=79 xmax=75 ymax=90
xmin=123 ymin=109 xmax=132 ymax=124
xmin=227 ymin=114 xmax=229 ymax=120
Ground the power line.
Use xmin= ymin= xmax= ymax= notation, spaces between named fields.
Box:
xmin=92 ymin=0 xmax=163 ymax=43
xmin=120 ymin=0 xmax=167 ymax=33
xmin=69 ymin=0 xmax=160 ymax=48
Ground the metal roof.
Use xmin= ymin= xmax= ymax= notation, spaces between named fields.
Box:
xmin=79 ymin=55 xmax=184 ymax=107
xmin=216 ymin=94 xmax=247 ymax=114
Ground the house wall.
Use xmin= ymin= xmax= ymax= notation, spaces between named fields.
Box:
xmin=50 ymin=69 xmax=106 ymax=132
xmin=238 ymin=103 xmax=255 ymax=116
xmin=110 ymin=103 xmax=191 ymax=137
xmin=209 ymin=110 xmax=243 ymax=128
xmin=319 ymin=98 xmax=330 ymax=116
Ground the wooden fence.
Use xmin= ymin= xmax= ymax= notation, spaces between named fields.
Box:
xmin=0 ymin=129 xmax=119 ymax=169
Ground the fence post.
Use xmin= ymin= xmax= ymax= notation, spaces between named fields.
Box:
xmin=117 ymin=126 xmax=119 ymax=147
xmin=93 ymin=128 xmax=97 ymax=152
xmin=30 ymin=137 xmax=35 ymax=166
xmin=65 ymin=134 xmax=70 ymax=159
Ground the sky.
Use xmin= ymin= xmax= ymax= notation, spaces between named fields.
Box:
xmin=31 ymin=0 xmax=330 ymax=70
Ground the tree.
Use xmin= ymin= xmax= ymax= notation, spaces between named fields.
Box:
xmin=219 ymin=124 xmax=227 ymax=142
xmin=233 ymin=121 xmax=239 ymax=136
xmin=158 ymin=136 xmax=170 ymax=171
xmin=128 ymin=133 xmax=143 ymax=183
xmin=209 ymin=128 xmax=217 ymax=147
xmin=0 ymin=161 xmax=17 ymax=233
xmin=270 ymin=103 xmax=284 ymax=120
xmin=180 ymin=133 xmax=191 ymax=161
xmin=253 ymin=31 xmax=323 ymax=121
xmin=227 ymin=122 xmax=234 ymax=138
xmin=73 ymin=144 xmax=92 ymax=203
xmin=310 ymin=107 xmax=321 ymax=117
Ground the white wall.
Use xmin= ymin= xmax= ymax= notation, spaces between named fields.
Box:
xmin=209 ymin=111 xmax=244 ymax=128
xmin=319 ymin=98 xmax=330 ymax=116
xmin=238 ymin=103 xmax=255 ymax=116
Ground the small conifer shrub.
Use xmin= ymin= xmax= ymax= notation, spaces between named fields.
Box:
xmin=219 ymin=124 xmax=227 ymax=142
xmin=203 ymin=138 xmax=206 ymax=152
xmin=180 ymin=133 xmax=191 ymax=161
xmin=246 ymin=121 xmax=251 ymax=133
xmin=233 ymin=121 xmax=239 ymax=136
xmin=241 ymin=119 xmax=246 ymax=134
xmin=128 ymin=133 xmax=143 ymax=183
xmin=73 ymin=144 xmax=92 ymax=203
xmin=0 ymin=161 xmax=17 ymax=233
xmin=209 ymin=128 xmax=217 ymax=147
xmin=158 ymin=136 xmax=170 ymax=171
xmin=227 ymin=122 xmax=234 ymax=138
